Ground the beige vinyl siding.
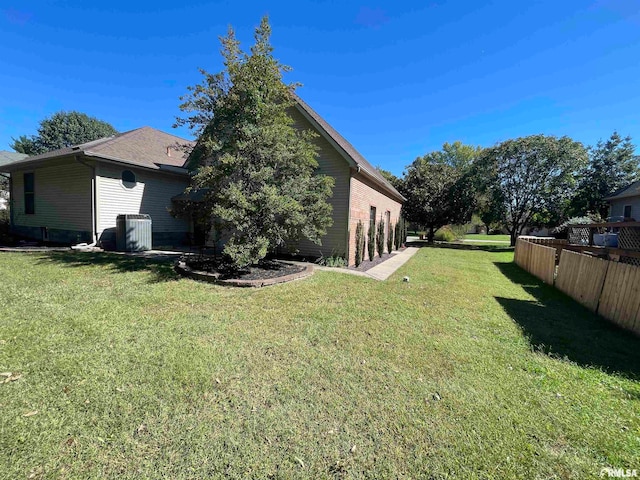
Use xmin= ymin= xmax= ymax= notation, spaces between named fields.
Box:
xmin=287 ymin=107 xmax=351 ymax=258
xmin=12 ymin=160 xmax=92 ymax=231
xmin=95 ymin=163 xmax=190 ymax=238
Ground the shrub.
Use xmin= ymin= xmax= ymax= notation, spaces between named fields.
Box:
xmin=376 ymin=219 xmax=385 ymax=257
xmin=394 ymin=221 xmax=401 ymax=250
xmin=449 ymin=224 xmax=467 ymax=241
xmin=399 ymin=217 xmax=407 ymax=247
xmin=355 ymin=220 xmax=364 ymax=267
xmin=368 ymin=222 xmax=376 ymax=261
xmin=553 ymin=213 xmax=603 ymax=235
xmin=387 ymin=221 xmax=394 ymax=253
xmin=359 ymin=223 xmax=366 ymax=261
xmin=434 ymin=226 xmax=456 ymax=242
xmin=316 ymin=254 xmax=347 ymax=268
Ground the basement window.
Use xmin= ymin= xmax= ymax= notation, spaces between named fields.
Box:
xmin=121 ymin=170 xmax=137 ymax=189
xmin=24 ymin=172 xmax=34 ymax=214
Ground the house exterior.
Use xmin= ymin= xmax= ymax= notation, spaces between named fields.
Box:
xmin=290 ymin=94 xmax=405 ymax=265
xmin=0 ymin=96 xmax=404 ymax=265
xmin=0 ymin=151 xmax=28 ymax=210
xmin=0 ymin=128 xmax=192 ymax=246
xmin=606 ymin=180 xmax=640 ymax=220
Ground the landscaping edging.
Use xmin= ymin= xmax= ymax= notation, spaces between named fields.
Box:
xmin=174 ymin=260 xmax=314 ymax=287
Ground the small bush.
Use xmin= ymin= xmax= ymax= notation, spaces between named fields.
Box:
xmin=376 ymin=219 xmax=385 ymax=257
xmin=434 ymin=226 xmax=456 ymax=242
xmin=394 ymin=221 xmax=401 ymax=250
xmin=355 ymin=220 xmax=364 ymax=267
xmin=401 ymin=217 xmax=407 ymax=245
xmin=553 ymin=213 xmax=603 ymax=235
xmin=449 ymin=224 xmax=468 ymax=240
xmin=316 ymin=254 xmax=347 ymax=268
xmin=368 ymin=222 xmax=376 ymax=261
xmin=387 ymin=221 xmax=394 ymax=253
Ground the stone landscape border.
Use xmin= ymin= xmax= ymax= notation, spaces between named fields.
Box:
xmin=174 ymin=260 xmax=314 ymax=287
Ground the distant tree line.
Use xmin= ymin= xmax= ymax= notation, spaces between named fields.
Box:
xmin=383 ymin=134 xmax=639 ymax=246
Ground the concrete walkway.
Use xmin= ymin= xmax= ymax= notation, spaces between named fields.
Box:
xmin=364 ymin=247 xmax=420 ymax=280
xmin=287 ymin=246 xmax=420 ymax=281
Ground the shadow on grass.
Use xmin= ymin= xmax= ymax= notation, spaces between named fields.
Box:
xmin=37 ymin=251 xmax=179 ymax=283
xmin=407 ymin=241 xmax=514 ymax=253
xmin=494 ymin=261 xmax=640 ymax=379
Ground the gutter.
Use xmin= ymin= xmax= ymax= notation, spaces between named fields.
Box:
xmin=75 ymin=155 xmax=98 ymax=244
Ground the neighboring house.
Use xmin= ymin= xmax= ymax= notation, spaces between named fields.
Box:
xmin=0 ymin=151 xmax=28 ymax=210
xmin=0 ymin=96 xmax=404 ymax=265
xmin=606 ymin=180 xmax=640 ymax=220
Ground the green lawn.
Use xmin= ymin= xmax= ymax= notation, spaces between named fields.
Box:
xmin=1 ymin=248 xmax=638 ymax=479
xmin=464 ymin=233 xmax=511 ymax=243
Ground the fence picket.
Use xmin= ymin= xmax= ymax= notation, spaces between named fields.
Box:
xmin=516 ymin=237 xmax=640 ymax=335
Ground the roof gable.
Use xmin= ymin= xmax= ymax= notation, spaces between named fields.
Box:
xmin=0 ymin=127 xmax=193 ymax=172
xmin=291 ymin=93 xmax=405 ymax=202
xmin=605 ymin=180 xmax=640 ymax=201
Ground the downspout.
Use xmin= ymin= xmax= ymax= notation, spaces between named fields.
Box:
xmin=75 ymin=155 xmax=98 ymax=244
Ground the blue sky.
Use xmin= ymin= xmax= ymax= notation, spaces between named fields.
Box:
xmin=1 ymin=1 xmax=639 ymax=176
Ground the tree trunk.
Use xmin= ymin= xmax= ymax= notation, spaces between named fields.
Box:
xmin=428 ymin=225 xmax=435 ymax=243
xmin=510 ymin=231 xmax=517 ymax=247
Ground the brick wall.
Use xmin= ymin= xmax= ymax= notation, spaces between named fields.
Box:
xmin=348 ymin=172 xmax=403 ymax=265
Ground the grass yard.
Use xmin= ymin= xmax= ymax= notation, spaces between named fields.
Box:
xmin=463 ymin=233 xmax=511 ymax=243
xmin=1 ymin=248 xmax=639 ymax=479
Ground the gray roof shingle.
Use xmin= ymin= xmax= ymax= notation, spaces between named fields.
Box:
xmin=605 ymin=180 xmax=640 ymax=201
xmin=0 ymin=151 xmax=28 ymax=167
xmin=0 ymin=127 xmax=193 ymax=172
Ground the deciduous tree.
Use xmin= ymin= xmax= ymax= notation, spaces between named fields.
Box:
xmin=475 ymin=135 xmax=587 ymax=246
xmin=401 ymin=158 xmax=476 ymax=243
xmin=11 ymin=111 xmax=117 ymax=155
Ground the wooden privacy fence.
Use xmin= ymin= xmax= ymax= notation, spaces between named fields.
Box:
xmin=514 ymin=239 xmax=556 ymax=285
xmin=515 ymin=237 xmax=640 ymax=335
xmin=555 ymin=250 xmax=609 ymax=312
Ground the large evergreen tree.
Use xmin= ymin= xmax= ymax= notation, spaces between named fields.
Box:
xmin=570 ymin=132 xmax=639 ymax=218
xmin=11 ymin=111 xmax=117 ymax=155
xmin=175 ymin=16 xmax=334 ymax=268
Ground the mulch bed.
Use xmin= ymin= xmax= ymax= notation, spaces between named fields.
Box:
xmin=176 ymin=257 xmax=313 ymax=287
xmin=349 ymin=247 xmax=406 ymax=272
xmin=185 ymin=258 xmax=303 ymax=280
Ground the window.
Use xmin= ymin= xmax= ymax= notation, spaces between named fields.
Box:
xmin=121 ymin=170 xmax=136 ymax=189
xmin=369 ymin=206 xmax=377 ymax=226
xmin=623 ymin=205 xmax=632 ymax=218
xmin=24 ymin=172 xmax=34 ymax=214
